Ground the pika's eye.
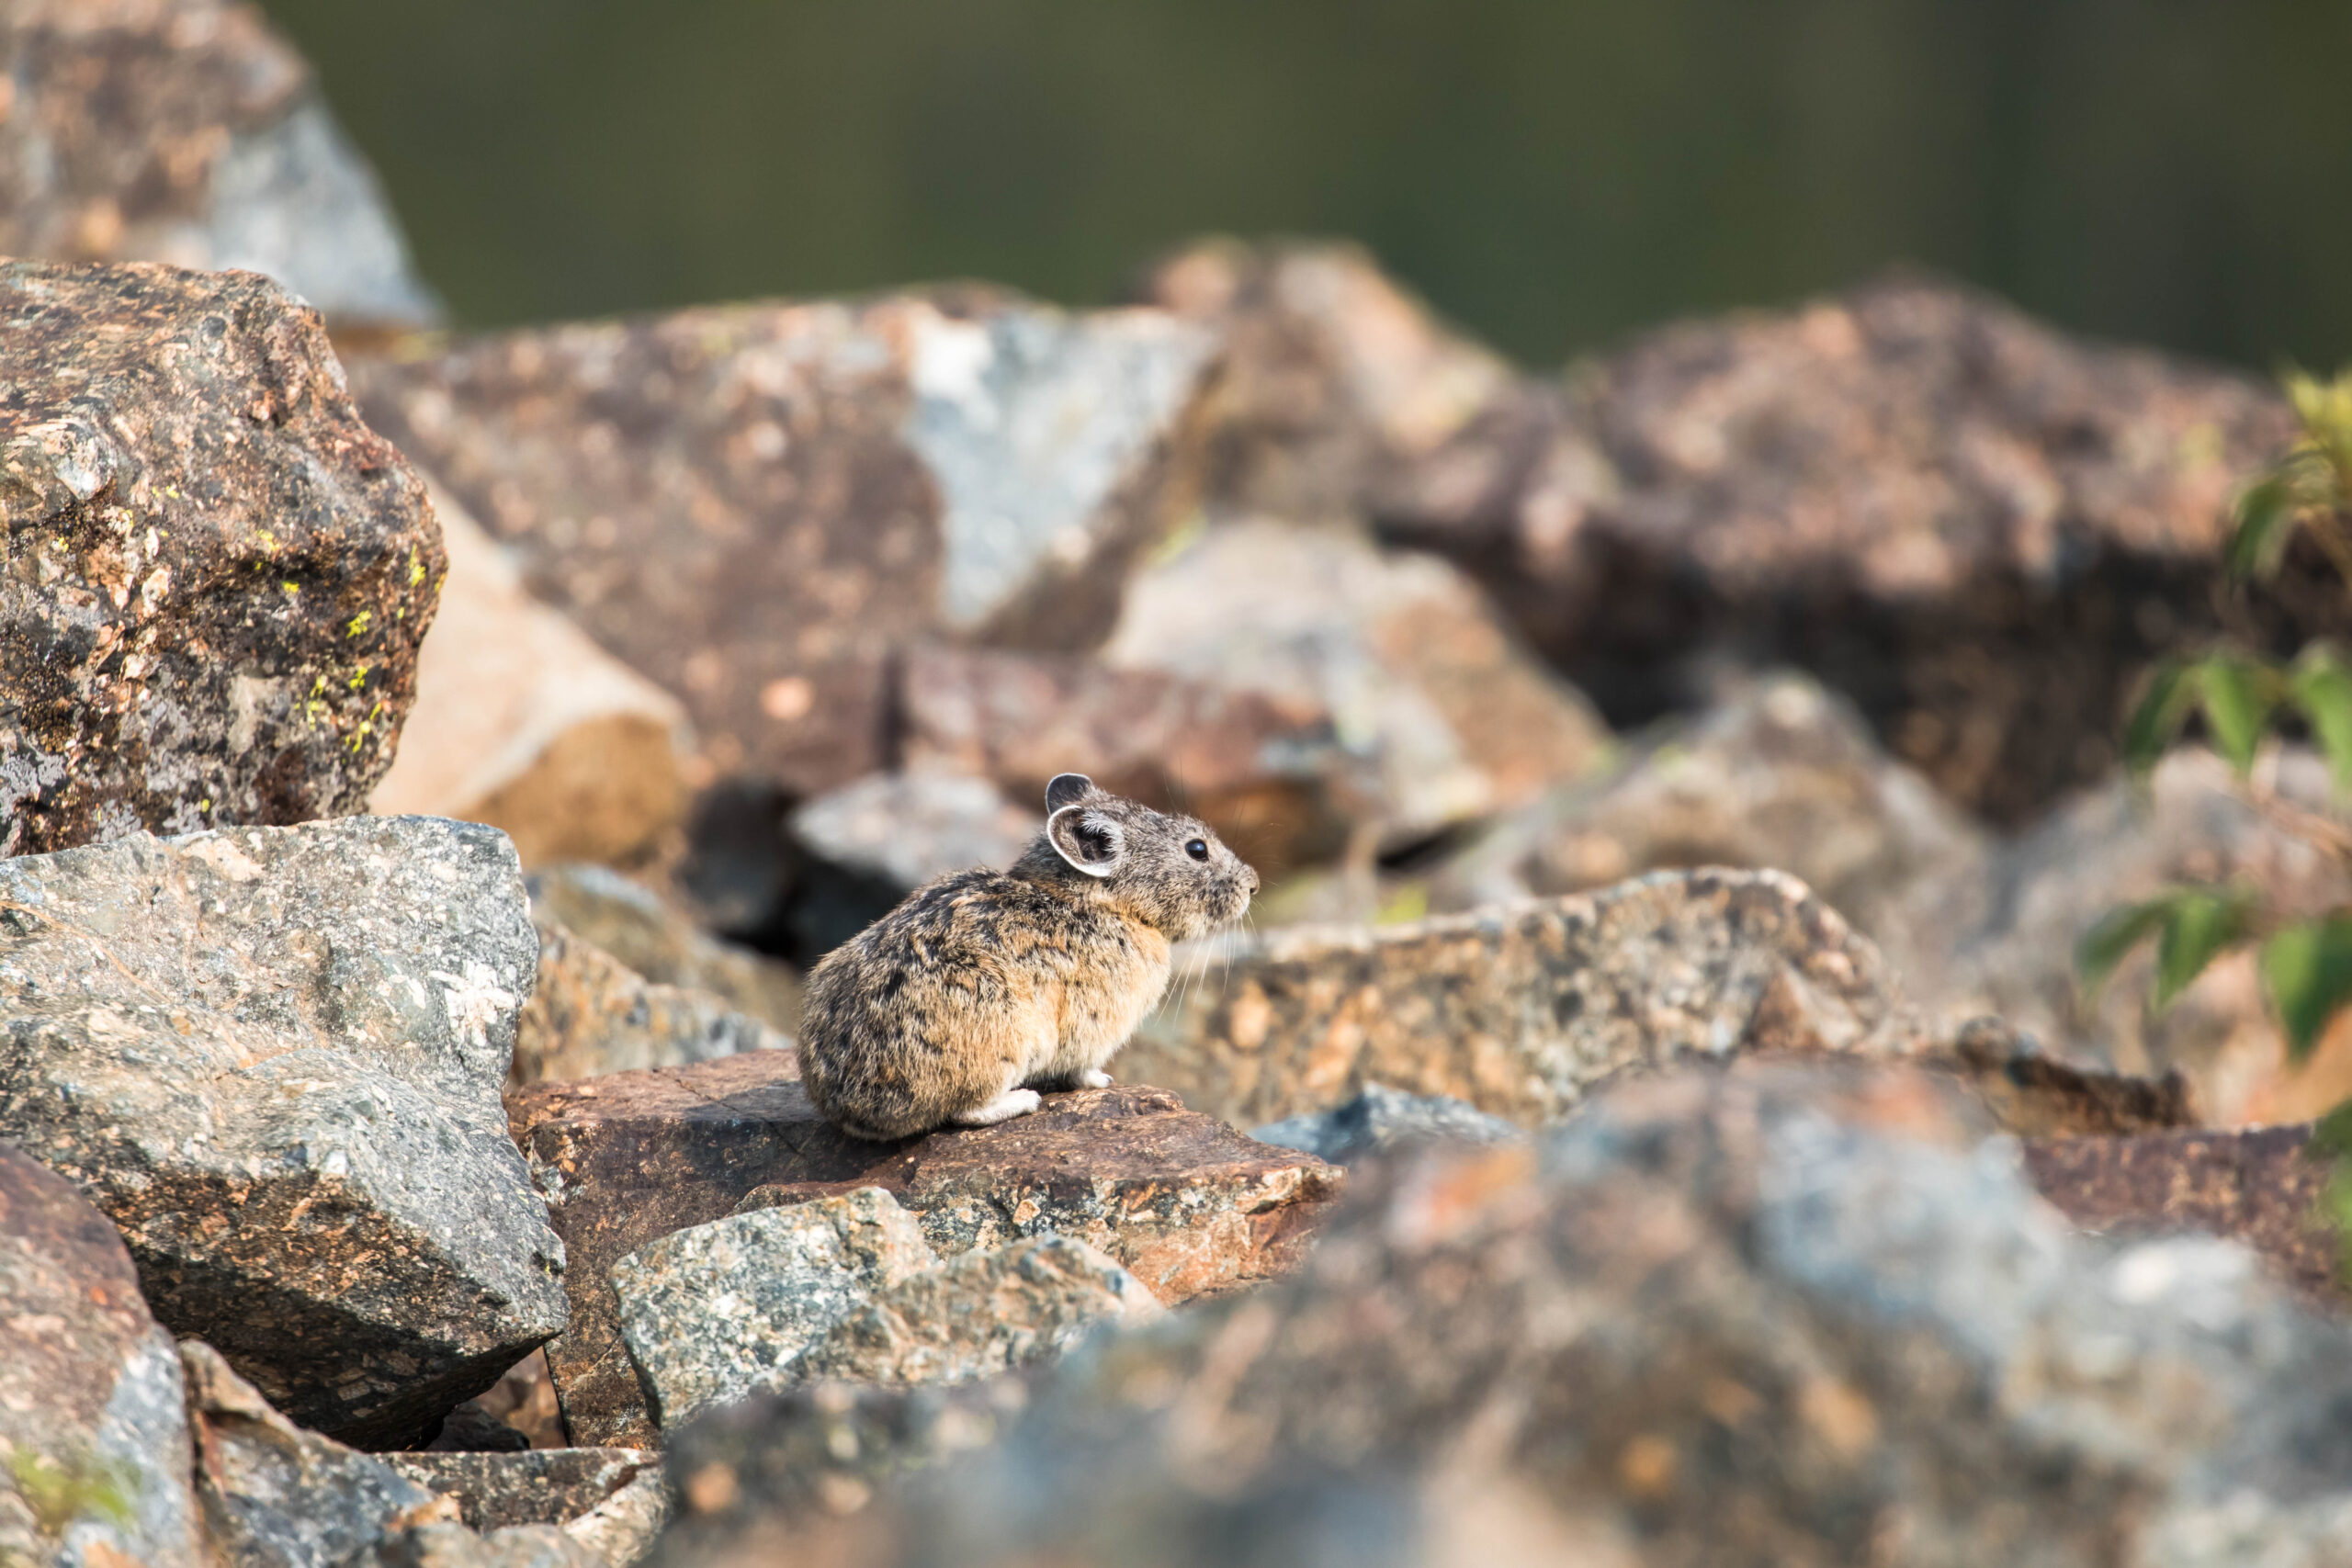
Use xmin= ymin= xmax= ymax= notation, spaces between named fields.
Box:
xmin=1185 ymin=838 xmax=1209 ymax=862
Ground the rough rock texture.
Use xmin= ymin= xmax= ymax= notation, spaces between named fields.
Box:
xmin=0 ymin=0 xmax=440 ymax=325
xmin=899 ymin=643 xmax=1347 ymax=876
xmin=1404 ymin=275 xmax=2308 ymax=824
xmin=1102 ymin=519 xmax=1607 ymax=848
xmin=381 ymin=1450 xmax=659 ymax=1533
xmin=1142 ymin=238 xmax=1544 ymax=527
xmin=1428 ymin=671 xmax=1988 ymax=998
xmin=507 ymin=1056 xmax=1340 ymax=1448
xmin=515 ymin=923 xmax=788 ymax=1087
xmin=371 ymin=483 xmax=688 ymax=870
xmin=347 ymin=291 xmax=1216 ymax=798
xmin=2024 ymin=1122 xmax=2343 ymax=1311
xmin=0 ymin=817 xmax=566 ymax=1448
xmin=611 ymin=1190 xmax=938 ymax=1430
xmin=1934 ymin=1020 xmax=2201 ymax=1140
xmin=783 ymin=772 xmax=1039 ymax=959
xmin=523 ymin=865 xmax=800 ymax=1035
xmin=0 ymin=1140 xmax=204 ymax=1568
xmin=1125 ymin=867 xmax=1913 ymax=1129
xmin=650 ymin=1063 xmax=2352 ymax=1568
xmin=1251 ymin=1082 xmax=1523 ymax=1167
xmin=0 ymin=258 xmax=444 ymax=855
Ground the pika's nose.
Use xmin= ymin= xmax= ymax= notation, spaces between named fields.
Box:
xmin=1244 ymin=866 xmax=1261 ymax=894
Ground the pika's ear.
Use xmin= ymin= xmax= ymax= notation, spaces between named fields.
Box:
xmin=1046 ymin=806 xmax=1125 ymax=878
xmin=1044 ymin=773 xmax=1094 ymax=812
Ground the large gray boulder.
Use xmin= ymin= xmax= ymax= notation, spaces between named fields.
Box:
xmin=0 ymin=817 xmax=566 ymax=1448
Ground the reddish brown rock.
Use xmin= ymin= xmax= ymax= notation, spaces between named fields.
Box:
xmin=349 ymin=293 xmax=1216 ymax=801
xmin=899 ymin=644 xmax=1348 ymax=875
xmin=507 ymin=1056 xmax=1340 ymax=1449
xmin=2023 ymin=1122 xmax=2343 ymax=1310
xmin=0 ymin=0 xmax=439 ymax=325
xmin=0 ymin=259 xmax=442 ymax=853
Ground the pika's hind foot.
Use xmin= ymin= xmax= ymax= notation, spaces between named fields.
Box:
xmin=953 ymin=1088 xmax=1042 ymax=1128
xmin=1079 ymin=1069 xmax=1113 ymax=1089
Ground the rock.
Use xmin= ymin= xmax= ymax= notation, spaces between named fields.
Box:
xmin=0 ymin=0 xmax=439 ymax=326
xmin=381 ymin=1450 xmax=660 ymax=1533
xmin=1413 ymin=276 xmax=2308 ymax=825
xmin=0 ymin=1139 xmax=204 ymax=1568
xmin=897 ymin=643 xmax=1348 ymax=876
xmin=782 ymin=772 xmax=1039 ymax=960
xmin=506 ymin=1057 xmax=1340 ymax=1448
xmin=523 ymin=865 xmax=800 ymax=1034
xmin=461 ymin=1352 xmax=569 ymax=1454
xmin=515 ymin=923 xmax=789 ymax=1087
xmin=424 ymin=1403 xmax=532 ymax=1455
xmin=1141 ymin=239 xmax=1546 ymax=528
xmin=650 ymin=1062 xmax=2352 ymax=1568
xmin=1426 ymin=671 xmax=1989 ymax=1000
xmin=555 ymin=1468 xmax=669 ymax=1568
xmin=1935 ymin=1018 xmax=2201 ymax=1139
xmin=347 ymin=292 xmax=1216 ymax=800
xmin=1100 ymin=519 xmax=1608 ymax=848
xmin=2023 ymin=1122 xmax=2343 ymax=1311
xmin=1125 ymin=867 xmax=1913 ymax=1129
xmin=793 ymin=1235 xmax=1158 ymax=1390
xmin=611 ymin=1190 xmax=938 ymax=1430
xmin=1251 ymin=1083 xmax=1523 ymax=1167
xmin=370 ymin=482 xmax=689 ymax=870
xmin=1932 ymin=747 xmax=2352 ymax=1125
xmin=0 ymin=816 xmax=566 ymax=1448
xmin=0 ymin=258 xmax=443 ymax=855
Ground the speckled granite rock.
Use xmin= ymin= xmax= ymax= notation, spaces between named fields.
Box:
xmin=650 ymin=1063 xmax=2352 ymax=1568
xmin=507 ymin=1058 xmax=1340 ymax=1449
xmin=1126 ymin=867 xmax=1913 ymax=1128
xmin=348 ymin=293 xmax=1215 ymax=799
xmin=612 ymin=1191 xmax=937 ymax=1430
xmin=515 ymin=923 xmax=788 ymax=1087
xmin=381 ymin=1450 xmax=660 ymax=1534
xmin=523 ymin=865 xmax=800 ymax=1035
xmin=0 ymin=817 xmax=565 ymax=1448
xmin=1251 ymin=1082 xmax=1522 ymax=1167
xmin=0 ymin=258 xmax=443 ymax=855
xmin=0 ymin=0 xmax=440 ymax=325
xmin=0 ymin=1140 xmax=204 ymax=1568
xmin=898 ymin=643 xmax=1347 ymax=877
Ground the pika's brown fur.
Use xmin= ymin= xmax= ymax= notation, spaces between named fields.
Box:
xmin=799 ymin=773 xmax=1259 ymax=1140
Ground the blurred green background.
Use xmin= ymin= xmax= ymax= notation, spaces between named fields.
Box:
xmin=258 ymin=0 xmax=2352 ymax=372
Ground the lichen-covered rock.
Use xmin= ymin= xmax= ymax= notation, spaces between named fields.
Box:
xmin=348 ymin=293 xmax=1215 ymax=800
xmin=783 ymin=772 xmax=1039 ymax=959
xmin=507 ymin=1057 xmax=1340 ymax=1449
xmin=0 ymin=0 xmax=440 ymax=325
xmin=898 ymin=644 xmax=1348 ymax=877
xmin=0 ymin=1140 xmax=204 ymax=1568
xmin=650 ymin=1063 xmax=2352 ymax=1568
xmin=522 ymin=865 xmax=800 ymax=1035
xmin=611 ymin=1191 xmax=938 ymax=1429
xmin=1251 ymin=1082 xmax=1522 ymax=1167
xmin=0 ymin=817 xmax=565 ymax=1448
xmin=370 ymin=482 xmax=687 ymax=871
xmin=1126 ymin=867 xmax=1913 ymax=1128
xmin=0 ymin=259 xmax=444 ymax=854
xmin=515 ymin=923 xmax=788 ymax=1087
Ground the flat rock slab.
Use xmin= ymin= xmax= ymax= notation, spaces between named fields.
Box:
xmin=0 ymin=1139 xmax=204 ymax=1568
xmin=509 ymin=1057 xmax=1341 ymax=1448
xmin=2023 ymin=1122 xmax=2343 ymax=1310
xmin=382 ymin=1450 xmax=659 ymax=1532
xmin=0 ymin=817 xmax=566 ymax=1449
xmin=1126 ymin=866 xmax=1913 ymax=1129
xmin=0 ymin=258 xmax=443 ymax=854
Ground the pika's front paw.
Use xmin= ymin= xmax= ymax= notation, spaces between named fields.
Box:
xmin=1079 ymin=1069 xmax=1114 ymax=1089
xmin=952 ymin=1088 xmax=1043 ymax=1128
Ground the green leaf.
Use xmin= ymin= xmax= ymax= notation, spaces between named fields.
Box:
xmin=2077 ymin=897 xmax=2177 ymax=1000
xmin=2122 ymin=660 xmax=2197 ymax=775
xmin=2228 ymin=473 xmax=2301 ymax=581
xmin=2153 ymin=889 xmax=2255 ymax=1009
xmin=2292 ymin=647 xmax=2352 ymax=795
xmin=2260 ymin=917 xmax=2352 ymax=1061
xmin=2193 ymin=655 xmax=2281 ymax=774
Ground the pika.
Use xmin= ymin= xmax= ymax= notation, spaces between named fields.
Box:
xmin=799 ymin=773 xmax=1259 ymax=1140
